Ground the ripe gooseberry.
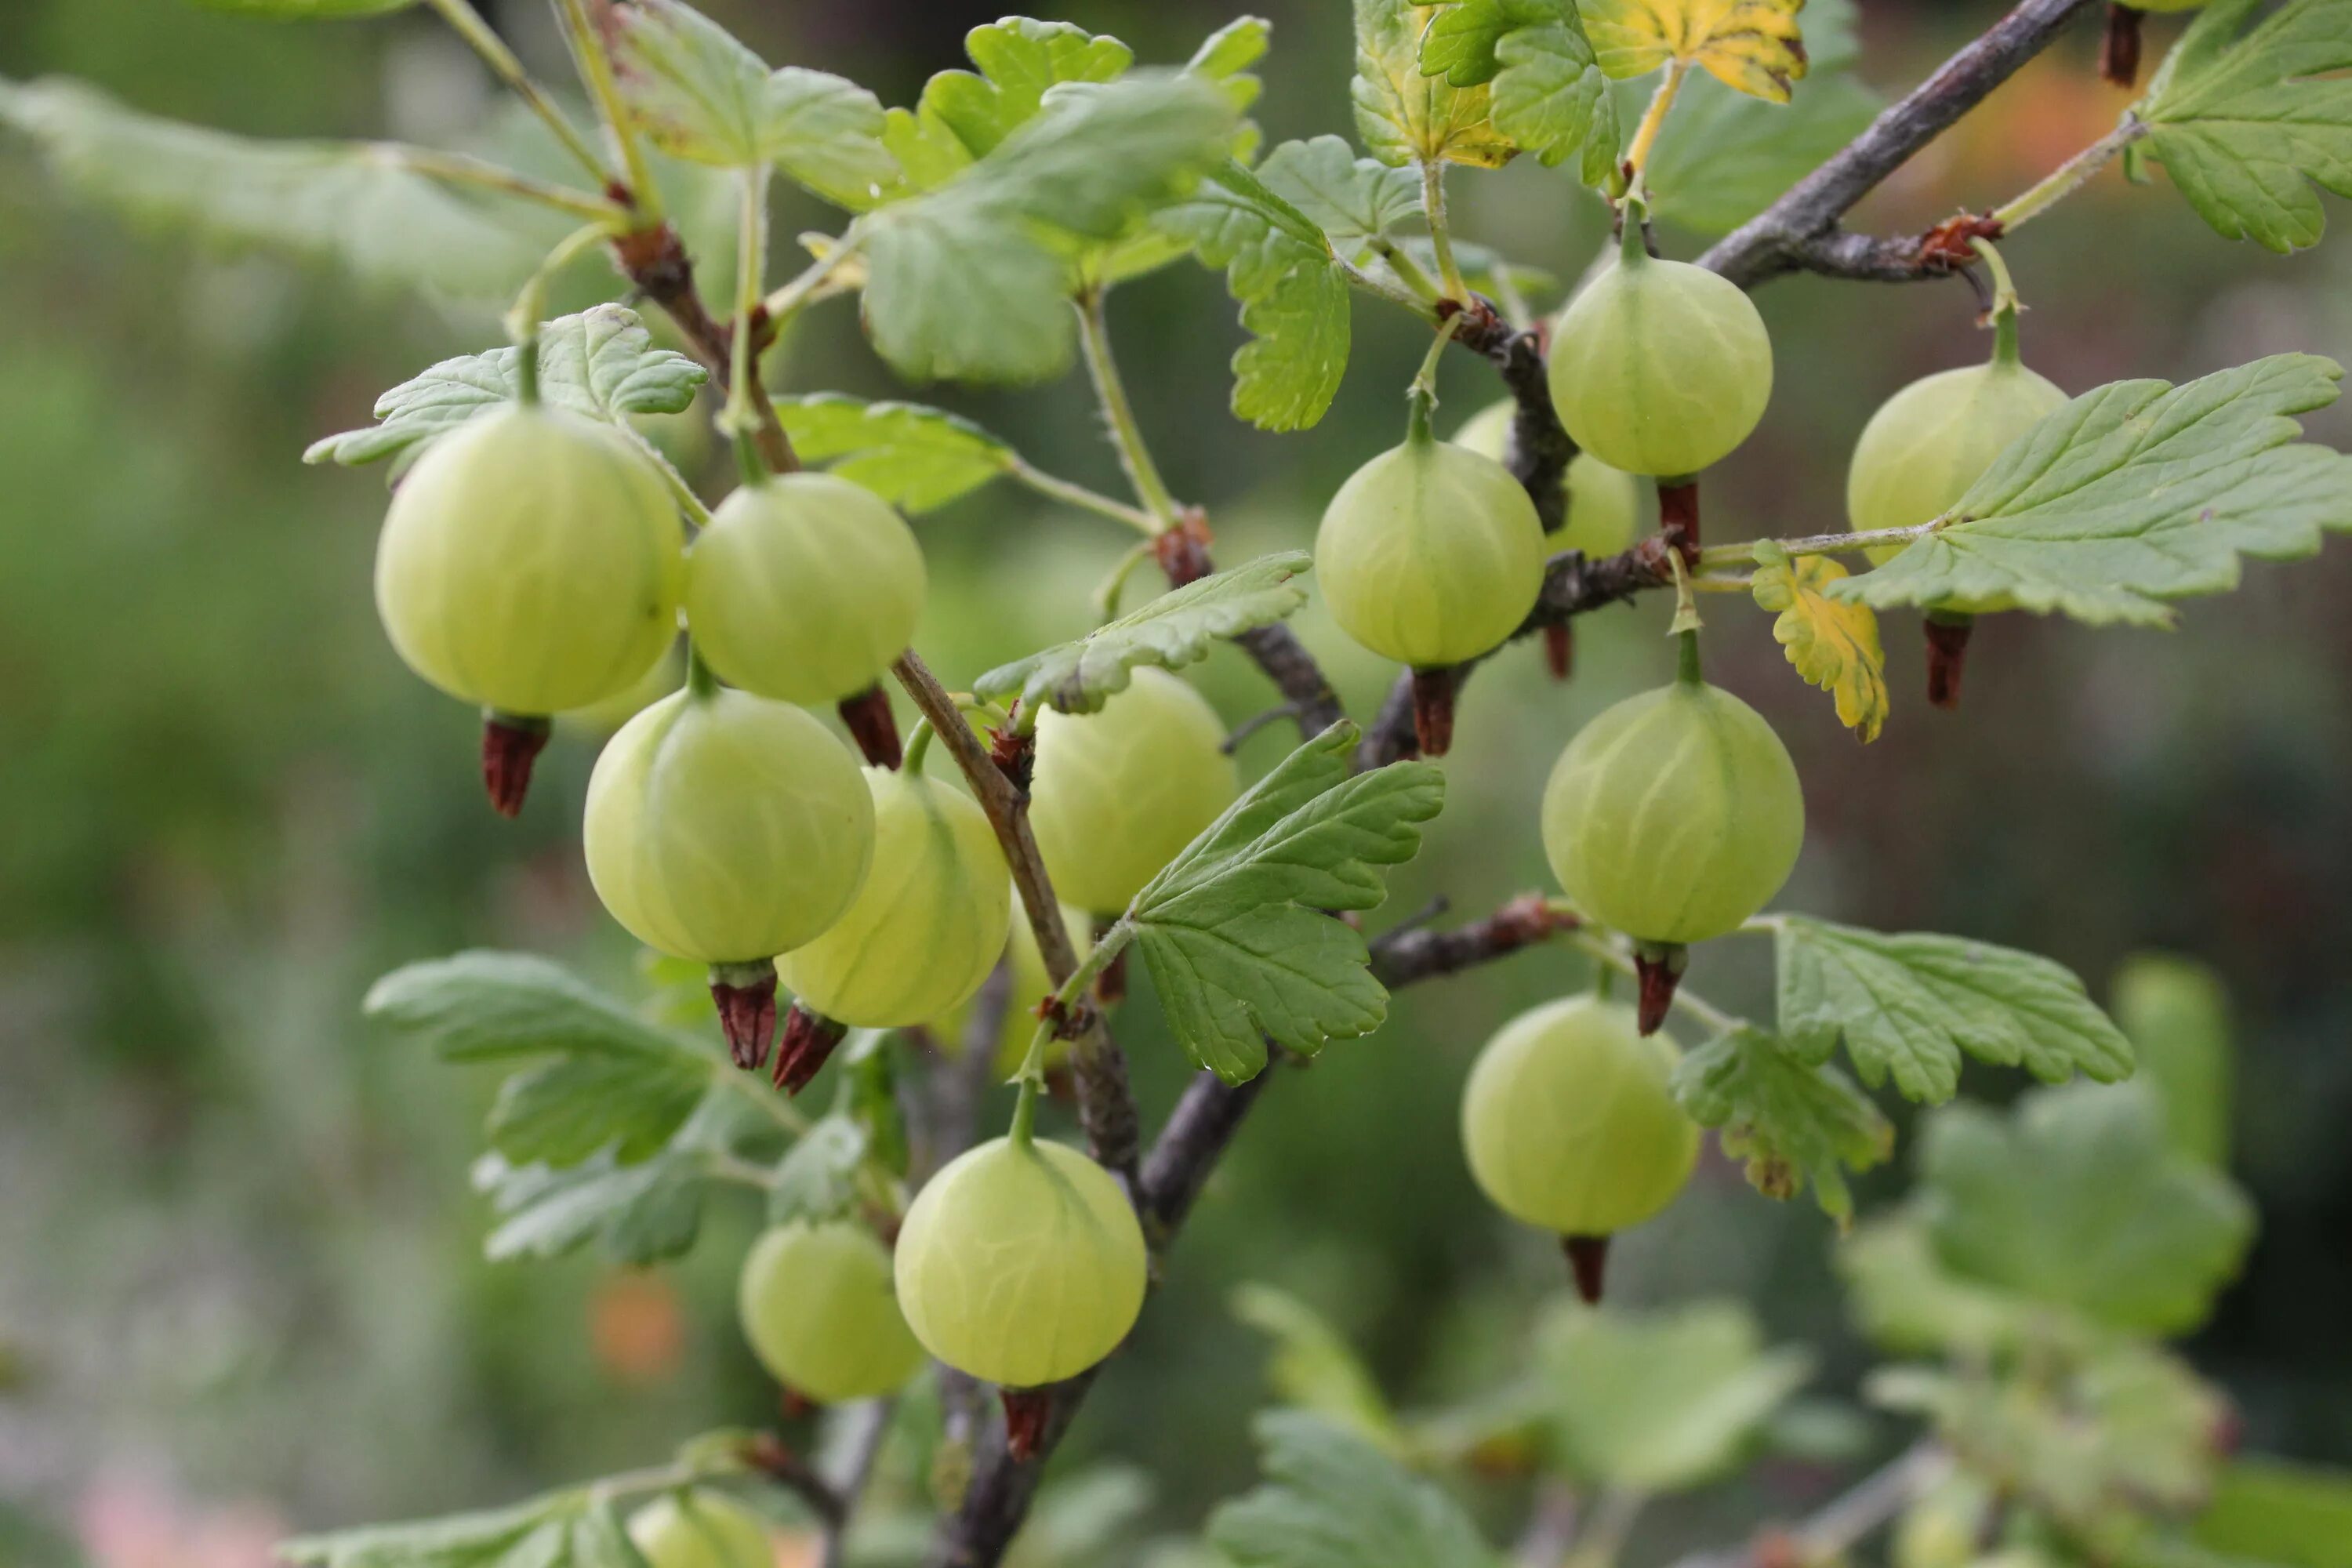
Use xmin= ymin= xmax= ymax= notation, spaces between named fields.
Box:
xmin=1548 ymin=214 xmax=1773 ymax=480
xmin=583 ymin=684 xmax=874 ymax=964
xmin=1541 ymin=637 xmax=1802 ymax=1025
xmin=894 ymin=1134 xmax=1146 ymax=1388
xmin=1314 ymin=394 xmax=1547 ymax=670
xmin=626 ymin=1492 xmax=771 ymax=1568
xmin=375 ymin=405 xmax=684 ymax=715
xmin=1461 ymin=995 xmax=1698 ymax=1255
xmin=928 ymin=895 xmax=1094 ymax=1073
xmin=737 ymin=1219 xmax=925 ymax=1403
xmin=776 ymin=765 xmax=1011 ymax=1027
xmin=1028 ymin=668 xmax=1238 ymax=916
xmin=1454 ymin=397 xmax=1643 ymax=558
xmin=684 ymin=472 xmax=927 ymax=706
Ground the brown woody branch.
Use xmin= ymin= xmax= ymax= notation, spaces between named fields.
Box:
xmin=609 ymin=221 xmax=801 ymax=474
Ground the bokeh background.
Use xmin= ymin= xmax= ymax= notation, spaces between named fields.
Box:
xmin=3 ymin=0 xmax=2349 ymax=1563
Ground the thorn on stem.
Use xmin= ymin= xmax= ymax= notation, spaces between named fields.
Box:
xmin=710 ymin=960 xmax=780 ymax=1071
xmin=480 ymin=712 xmax=551 ymax=818
xmin=837 ymin=682 xmax=903 ymax=769
xmin=1923 ymin=614 xmax=1976 ymax=710
xmin=1410 ymin=666 xmax=1458 ymax=757
xmin=1563 ymin=1234 xmax=1611 ymax=1304
xmin=773 ymin=1004 xmax=849 ymax=1095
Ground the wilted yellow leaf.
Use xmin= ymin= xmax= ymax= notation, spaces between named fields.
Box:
xmin=1753 ymin=543 xmax=1886 ymax=742
xmin=1352 ymin=0 xmax=1517 ymax=169
xmin=1582 ymin=0 xmax=1811 ymax=103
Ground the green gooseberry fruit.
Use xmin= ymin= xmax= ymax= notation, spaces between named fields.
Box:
xmin=928 ymin=895 xmax=1095 ymax=1073
xmin=1541 ymin=649 xmax=1804 ymax=946
xmin=1314 ymin=403 xmax=1547 ymax=668
xmin=1548 ymin=223 xmax=1773 ymax=479
xmin=777 ymin=767 xmax=1011 ymax=1026
xmin=1461 ymin=995 xmax=1699 ymax=1236
xmin=584 ymin=686 xmax=874 ymax=964
xmin=894 ymin=1134 xmax=1147 ymax=1388
xmin=558 ymin=641 xmax=684 ymax=735
xmin=1454 ymin=397 xmax=1645 ymax=557
xmin=375 ymin=405 xmax=684 ymax=715
xmin=1028 ymin=668 xmax=1239 ymax=916
xmin=626 ymin=1491 xmax=771 ymax=1568
xmin=684 ymin=472 xmax=927 ymax=706
xmin=737 ymin=1218 xmax=925 ymax=1403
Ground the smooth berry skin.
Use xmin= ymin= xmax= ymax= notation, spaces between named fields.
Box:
xmin=626 ymin=1493 xmax=771 ymax=1568
xmin=375 ymin=405 xmax=684 ymax=715
xmin=1548 ymin=253 xmax=1773 ymax=479
xmin=1454 ymin=397 xmax=1645 ymax=557
xmin=737 ymin=1219 xmax=925 ymax=1403
xmin=1848 ymin=361 xmax=2067 ymax=562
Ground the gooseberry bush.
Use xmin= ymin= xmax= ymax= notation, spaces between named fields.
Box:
xmin=9 ymin=0 xmax=2352 ymax=1564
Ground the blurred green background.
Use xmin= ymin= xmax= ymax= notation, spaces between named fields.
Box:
xmin=2 ymin=0 xmax=2348 ymax=1563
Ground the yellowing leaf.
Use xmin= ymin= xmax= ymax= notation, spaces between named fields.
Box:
xmin=1752 ymin=543 xmax=1886 ymax=742
xmin=1352 ymin=0 xmax=1517 ymax=169
xmin=1582 ymin=0 xmax=1811 ymax=103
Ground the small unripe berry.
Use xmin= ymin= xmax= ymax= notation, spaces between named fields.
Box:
xmin=1461 ymin=995 xmax=1699 ymax=1235
xmin=685 ymin=472 xmax=927 ymax=706
xmin=1541 ymin=659 xmax=1803 ymax=946
xmin=1548 ymin=235 xmax=1773 ymax=479
xmin=1847 ymin=359 xmax=2066 ymax=570
xmin=584 ymin=687 xmax=873 ymax=963
xmin=894 ymin=1135 xmax=1146 ymax=1388
xmin=1028 ymin=669 xmax=1238 ymax=916
xmin=1315 ymin=415 xmax=1546 ymax=668
xmin=626 ymin=1492 xmax=771 ymax=1568
xmin=375 ymin=405 xmax=684 ymax=715
xmin=777 ymin=768 xmax=1011 ymax=1026
xmin=737 ymin=1219 xmax=924 ymax=1403
xmin=1454 ymin=398 xmax=1644 ymax=557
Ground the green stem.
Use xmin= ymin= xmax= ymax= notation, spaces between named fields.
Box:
xmin=685 ymin=640 xmax=719 ymax=700
xmin=1094 ymin=539 xmax=1156 ymax=622
xmin=1693 ymin=521 xmax=1940 ymax=569
xmin=760 ymin=238 xmax=863 ymax=330
xmin=1617 ymin=191 xmax=1652 ymax=267
xmin=1369 ymin=236 xmax=1442 ymax=304
xmin=552 ymin=0 xmax=662 ymax=224
xmin=1076 ymin=288 xmax=1182 ymax=528
xmin=1674 ymin=627 xmax=1702 ymax=686
xmin=503 ymin=222 xmax=612 ymax=404
xmin=902 ymin=718 xmax=936 ymax=773
xmin=1007 ymin=927 xmax=1132 ymax=1148
xmin=421 ymin=0 xmax=612 ymax=187
xmin=1990 ymin=118 xmax=2147 ymax=234
xmin=611 ymin=421 xmax=715 ymax=528
xmin=1338 ymin=255 xmax=1443 ymax=321
xmin=1970 ymin=237 xmax=2024 ymax=366
xmin=1007 ymin=459 xmax=1158 ymax=535
xmin=1403 ymin=314 xmax=1461 ymax=445
xmin=723 ymin=164 xmax=770 ymax=450
xmin=1417 ymin=157 xmax=1469 ymax=302
xmin=389 ymin=147 xmax=624 ymax=224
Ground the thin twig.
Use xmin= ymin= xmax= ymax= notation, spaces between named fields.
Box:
xmin=817 ymin=1399 xmax=898 ymax=1568
xmin=1369 ymin=894 xmax=1579 ymax=988
xmin=1670 ymin=1445 xmax=1953 ymax=1568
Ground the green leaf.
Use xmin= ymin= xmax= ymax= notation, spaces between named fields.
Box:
xmin=1836 ymin=1214 xmax=2052 ymax=1358
xmin=1124 ymin=723 xmax=1445 ymax=1083
xmin=1833 ymin=355 xmax=2352 ymax=626
xmin=474 ymin=1147 xmax=711 ymax=1265
xmin=305 ymin=304 xmax=706 ymax=468
xmin=772 ymin=394 xmax=1015 ymax=512
xmin=975 ymin=553 xmax=1312 ymax=714
xmin=1536 ymin=1302 xmax=1813 ymax=1494
xmin=486 ymin=1052 xmax=708 ymax=1167
xmin=1232 ymin=1284 xmax=1404 ymax=1454
xmin=1918 ymin=1083 xmax=2256 ymax=1334
xmin=604 ymin=0 xmax=894 ymax=206
xmin=190 ymin=0 xmax=415 ymax=16
xmin=1352 ymin=0 xmax=1515 ymax=169
xmin=2195 ymin=1459 xmax=2352 ymax=1568
xmin=2139 ymin=0 xmax=2352 ymax=252
xmin=1773 ymin=916 xmax=2135 ymax=1103
xmin=909 ymin=17 xmax=1134 ymax=164
xmin=1673 ymin=1026 xmax=1893 ymax=1225
xmin=1156 ymin=162 xmax=1352 ymax=431
xmin=1420 ymin=0 xmax=1619 ymax=183
xmin=2112 ymin=953 xmax=2235 ymax=1167
xmin=1254 ymin=135 xmax=1421 ymax=249
xmin=0 ymin=78 xmax=569 ymax=299
xmin=858 ymin=74 xmax=1240 ymax=383
xmin=766 ymin=1112 xmax=869 ymax=1225
xmin=1209 ymin=1411 xmax=1501 ymax=1568
xmin=281 ymin=1494 xmax=572 ymax=1568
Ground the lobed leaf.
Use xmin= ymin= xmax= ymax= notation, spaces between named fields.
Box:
xmin=1581 ymin=0 xmax=1810 ymax=102
xmin=1673 ymin=1026 xmax=1893 ymax=1225
xmin=1751 ymin=545 xmax=1888 ymax=742
xmin=1351 ymin=0 xmax=1515 ymax=169
xmin=1836 ymin=1214 xmax=2052 ymax=1358
xmin=766 ymin=1112 xmax=869 ymax=1225
xmin=1125 ymin=724 xmax=1445 ymax=1083
xmin=1773 ymin=916 xmax=2135 ymax=1102
xmin=1254 ymin=135 xmax=1421 ymax=249
xmin=474 ymin=1147 xmax=710 ymax=1265
xmin=305 ymin=304 xmax=706 ymax=468
xmin=858 ymin=74 xmax=1240 ymax=383
xmin=363 ymin=950 xmax=701 ymax=1065
xmin=2139 ymin=0 xmax=2352 ymax=253
xmin=604 ymin=0 xmax=895 ymax=207
xmin=975 ymin=553 xmax=1312 ymax=714
xmin=773 ymin=394 xmax=1015 ymax=512
xmin=1232 ymin=1285 xmax=1406 ymax=1454
xmin=1156 ymin=162 xmax=1353 ymax=430
xmin=1209 ymin=1410 xmax=1501 ymax=1568
xmin=281 ymin=1495 xmax=575 ymax=1568
xmin=0 ymin=77 xmax=569 ymax=299
xmin=1536 ymin=1302 xmax=1814 ymax=1494
xmin=1918 ymin=1083 xmax=2255 ymax=1335
xmin=1421 ymin=0 xmax=1619 ymax=183
xmin=1834 ymin=354 xmax=2352 ymax=625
